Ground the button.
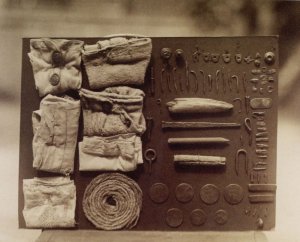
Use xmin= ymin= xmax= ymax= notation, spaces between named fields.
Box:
xmin=214 ymin=209 xmax=228 ymax=225
xmin=264 ymin=52 xmax=275 ymax=65
xmin=199 ymin=184 xmax=220 ymax=205
xmin=52 ymin=51 xmax=63 ymax=66
xmin=190 ymin=209 xmax=207 ymax=226
xmin=224 ymin=184 xmax=244 ymax=205
xmin=49 ymin=73 xmax=60 ymax=86
xmin=166 ymin=208 xmax=183 ymax=228
xmin=149 ymin=183 xmax=169 ymax=204
xmin=175 ymin=183 xmax=194 ymax=203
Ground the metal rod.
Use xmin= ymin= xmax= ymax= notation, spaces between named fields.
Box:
xmin=174 ymin=155 xmax=226 ymax=166
xmin=168 ymin=137 xmax=229 ymax=145
xmin=162 ymin=121 xmax=241 ymax=129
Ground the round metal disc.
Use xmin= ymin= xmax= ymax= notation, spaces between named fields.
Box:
xmin=149 ymin=183 xmax=169 ymax=204
xmin=190 ymin=209 xmax=207 ymax=226
xmin=199 ymin=184 xmax=220 ymax=205
xmin=214 ymin=209 xmax=228 ymax=225
xmin=166 ymin=208 xmax=183 ymax=228
xmin=175 ymin=183 xmax=194 ymax=203
xmin=224 ymin=184 xmax=244 ymax=205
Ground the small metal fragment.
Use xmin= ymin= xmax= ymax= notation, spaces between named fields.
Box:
xmin=256 ymin=149 xmax=268 ymax=155
xmin=244 ymin=118 xmax=252 ymax=146
xmin=175 ymin=183 xmax=194 ymax=203
xmin=175 ymin=49 xmax=184 ymax=59
xmin=190 ymin=70 xmax=198 ymax=93
xmin=160 ymin=69 xmax=165 ymax=93
xmin=166 ymin=208 xmax=183 ymax=228
xmin=145 ymin=117 xmax=154 ymax=141
xmin=149 ymin=183 xmax=169 ymax=204
xmin=200 ymin=184 xmax=220 ymax=205
xmin=190 ymin=209 xmax=207 ymax=226
xmin=235 ymin=149 xmax=248 ymax=176
xmin=199 ymin=70 xmax=205 ymax=94
xmin=256 ymin=132 xmax=268 ymax=138
xmin=256 ymin=138 xmax=269 ymax=142
xmin=248 ymin=184 xmax=277 ymax=193
xmin=257 ymin=127 xmax=267 ymax=132
xmin=245 ymin=96 xmax=250 ymax=114
xmin=253 ymin=167 xmax=267 ymax=171
xmin=244 ymin=55 xmax=254 ymax=64
xmin=251 ymin=69 xmax=262 ymax=75
xmin=215 ymin=69 xmax=220 ymax=93
xmin=267 ymin=85 xmax=274 ymax=93
xmin=258 ymin=155 xmax=268 ymax=159
xmin=256 ymin=121 xmax=266 ymax=126
xmin=173 ymin=67 xmax=178 ymax=92
xmin=211 ymin=53 xmax=220 ymax=63
xmin=231 ymin=75 xmax=239 ymax=93
xmin=144 ymin=148 xmax=157 ymax=175
xmin=222 ymin=52 xmax=231 ymax=63
xmin=203 ymin=52 xmax=210 ymax=62
xmin=150 ymin=67 xmax=155 ymax=95
xmin=208 ymin=74 xmax=213 ymax=92
xmin=257 ymin=218 xmax=264 ymax=229
xmin=256 ymin=143 xmax=269 ymax=148
xmin=249 ymin=194 xmax=275 ymax=203
xmin=235 ymin=53 xmax=242 ymax=63
xmin=233 ymin=98 xmax=242 ymax=113
xmin=250 ymin=98 xmax=272 ymax=109
xmin=214 ymin=209 xmax=228 ymax=225
xmin=161 ymin=48 xmax=172 ymax=60
xmin=266 ymin=68 xmax=276 ymax=75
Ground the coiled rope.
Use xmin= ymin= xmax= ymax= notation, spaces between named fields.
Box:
xmin=82 ymin=173 xmax=142 ymax=230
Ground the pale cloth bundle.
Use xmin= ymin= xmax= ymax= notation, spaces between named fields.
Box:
xmin=79 ymin=133 xmax=143 ymax=171
xmin=23 ymin=177 xmax=76 ymax=228
xmin=28 ymin=38 xmax=84 ymax=97
xmin=80 ymin=87 xmax=146 ymax=137
xmin=82 ymin=36 xmax=152 ymax=89
xmin=32 ymin=94 xmax=80 ymax=175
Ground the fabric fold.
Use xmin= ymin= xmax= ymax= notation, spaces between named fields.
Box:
xmin=80 ymin=87 xmax=146 ymax=137
xmin=28 ymin=38 xmax=84 ymax=97
xmin=79 ymin=134 xmax=143 ymax=171
xmin=32 ymin=94 xmax=80 ymax=175
xmin=82 ymin=36 xmax=152 ymax=89
xmin=22 ymin=177 xmax=76 ymax=228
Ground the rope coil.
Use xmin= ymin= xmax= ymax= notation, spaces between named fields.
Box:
xmin=83 ymin=173 xmax=142 ymax=230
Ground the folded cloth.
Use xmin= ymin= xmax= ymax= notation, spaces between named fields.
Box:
xmin=82 ymin=36 xmax=152 ymax=89
xmin=23 ymin=177 xmax=76 ymax=228
xmin=32 ymin=94 xmax=80 ymax=175
xmin=79 ymin=133 xmax=143 ymax=171
xmin=80 ymin=87 xmax=146 ymax=136
xmin=28 ymin=38 xmax=84 ymax=97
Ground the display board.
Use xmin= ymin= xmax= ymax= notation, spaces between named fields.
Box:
xmin=19 ymin=37 xmax=278 ymax=230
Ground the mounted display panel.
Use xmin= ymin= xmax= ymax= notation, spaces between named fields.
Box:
xmin=19 ymin=37 xmax=278 ymax=231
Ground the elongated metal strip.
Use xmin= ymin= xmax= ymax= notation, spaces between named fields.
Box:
xmin=162 ymin=121 xmax=240 ymax=129
xmin=248 ymin=184 xmax=277 ymax=192
xmin=168 ymin=137 xmax=229 ymax=145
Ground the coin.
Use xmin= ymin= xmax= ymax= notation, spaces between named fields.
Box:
xmin=214 ymin=209 xmax=228 ymax=225
xmin=199 ymin=184 xmax=220 ymax=205
xmin=166 ymin=208 xmax=184 ymax=228
xmin=224 ymin=184 xmax=244 ymax=205
xmin=149 ymin=183 xmax=169 ymax=204
xmin=175 ymin=183 xmax=194 ymax=203
xmin=190 ymin=209 xmax=207 ymax=226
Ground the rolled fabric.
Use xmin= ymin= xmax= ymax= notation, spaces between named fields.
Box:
xmin=80 ymin=87 xmax=146 ymax=136
xmin=28 ymin=38 xmax=84 ymax=97
xmin=79 ymin=134 xmax=143 ymax=172
xmin=23 ymin=177 xmax=76 ymax=228
xmin=32 ymin=94 xmax=80 ymax=175
xmin=82 ymin=36 xmax=152 ymax=89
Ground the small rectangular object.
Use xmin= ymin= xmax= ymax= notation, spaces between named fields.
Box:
xmin=248 ymin=184 xmax=277 ymax=192
xmin=249 ymin=194 xmax=275 ymax=203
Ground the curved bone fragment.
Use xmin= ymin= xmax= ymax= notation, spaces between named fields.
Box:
xmin=174 ymin=155 xmax=226 ymax=166
xmin=166 ymin=98 xmax=233 ymax=113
